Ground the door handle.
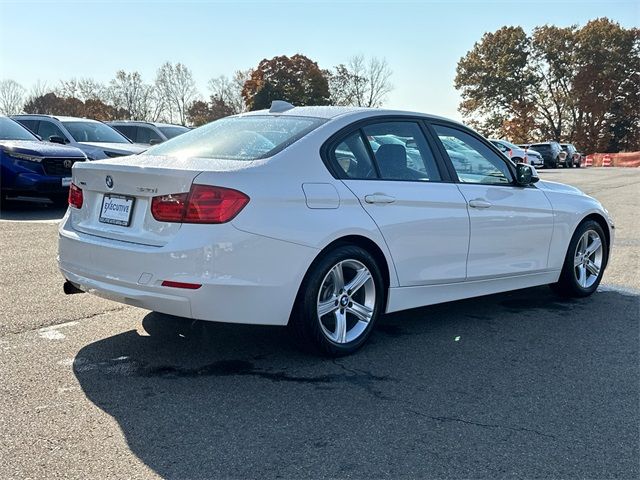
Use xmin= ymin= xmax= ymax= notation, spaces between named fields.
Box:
xmin=468 ymin=199 xmax=492 ymax=209
xmin=364 ymin=194 xmax=396 ymax=204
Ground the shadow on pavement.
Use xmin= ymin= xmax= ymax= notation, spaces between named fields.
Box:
xmin=0 ymin=196 xmax=68 ymax=221
xmin=73 ymin=286 xmax=639 ymax=479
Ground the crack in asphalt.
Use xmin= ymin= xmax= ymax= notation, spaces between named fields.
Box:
xmin=0 ymin=305 xmax=131 ymax=339
xmin=406 ymin=408 xmax=557 ymax=439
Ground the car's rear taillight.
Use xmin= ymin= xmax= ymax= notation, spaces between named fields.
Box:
xmin=151 ymin=185 xmax=249 ymax=224
xmin=68 ymin=183 xmax=83 ymax=209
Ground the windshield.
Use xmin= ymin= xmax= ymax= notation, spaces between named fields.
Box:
xmin=63 ymin=121 xmax=131 ymax=143
xmin=146 ymin=115 xmax=326 ymax=160
xmin=0 ymin=117 xmax=39 ymax=141
xmin=158 ymin=125 xmax=190 ymax=139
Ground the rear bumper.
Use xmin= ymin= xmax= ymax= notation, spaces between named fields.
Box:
xmin=58 ymin=213 xmax=318 ymax=325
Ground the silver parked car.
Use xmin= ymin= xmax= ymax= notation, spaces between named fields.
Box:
xmin=107 ymin=121 xmax=190 ymax=145
xmin=12 ymin=115 xmax=147 ymax=160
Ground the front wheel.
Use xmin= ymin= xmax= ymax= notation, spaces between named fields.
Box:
xmin=550 ymin=220 xmax=608 ymax=297
xmin=289 ymin=245 xmax=384 ymax=356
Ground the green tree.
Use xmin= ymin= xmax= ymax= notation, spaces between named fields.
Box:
xmin=242 ymin=54 xmax=330 ymax=110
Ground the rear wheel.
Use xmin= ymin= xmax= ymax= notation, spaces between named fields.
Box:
xmin=289 ymin=245 xmax=384 ymax=356
xmin=550 ymin=220 xmax=607 ymax=297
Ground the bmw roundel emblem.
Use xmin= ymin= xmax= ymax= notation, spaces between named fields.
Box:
xmin=105 ymin=175 xmax=114 ymax=189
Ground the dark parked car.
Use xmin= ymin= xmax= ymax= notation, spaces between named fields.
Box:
xmin=561 ymin=143 xmax=581 ymax=168
xmin=107 ymin=121 xmax=190 ymax=145
xmin=525 ymin=142 xmax=567 ymax=168
xmin=0 ymin=116 xmax=86 ymax=203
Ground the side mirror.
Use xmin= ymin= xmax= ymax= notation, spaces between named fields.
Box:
xmin=49 ymin=135 xmax=67 ymax=145
xmin=515 ymin=163 xmax=539 ymax=185
xmin=149 ymin=138 xmax=162 ymax=145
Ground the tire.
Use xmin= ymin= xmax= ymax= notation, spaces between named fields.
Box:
xmin=289 ymin=244 xmax=384 ymax=356
xmin=550 ymin=220 xmax=608 ymax=297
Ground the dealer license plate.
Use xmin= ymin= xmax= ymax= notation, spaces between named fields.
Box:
xmin=99 ymin=194 xmax=135 ymax=227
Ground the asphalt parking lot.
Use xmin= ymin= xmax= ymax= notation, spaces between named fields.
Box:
xmin=0 ymin=168 xmax=638 ymax=479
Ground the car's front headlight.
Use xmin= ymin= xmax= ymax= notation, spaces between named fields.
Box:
xmin=2 ymin=149 xmax=43 ymax=162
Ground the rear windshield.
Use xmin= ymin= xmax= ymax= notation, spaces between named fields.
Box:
xmin=145 ymin=115 xmax=326 ymax=161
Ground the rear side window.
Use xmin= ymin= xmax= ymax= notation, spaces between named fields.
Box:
xmin=146 ymin=115 xmax=326 ymax=161
xmin=113 ymin=125 xmax=136 ymax=142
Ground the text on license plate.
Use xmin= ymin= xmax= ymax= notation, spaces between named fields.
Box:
xmin=99 ymin=194 xmax=135 ymax=226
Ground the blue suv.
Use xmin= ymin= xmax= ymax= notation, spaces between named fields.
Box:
xmin=1 ymin=116 xmax=87 ymax=203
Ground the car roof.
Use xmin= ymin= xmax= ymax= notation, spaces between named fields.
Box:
xmin=12 ymin=114 xmax=102 ymax=123
xmin=107 ymin=120 xmax=187 ymax=128
xmin=239 ymin=105 xmax=463 ymax=125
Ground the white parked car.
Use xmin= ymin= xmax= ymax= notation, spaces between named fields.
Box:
xmin=12 ymin=115 xmax=147 ymax=160
xmin=489 ymin=139 xmax=544 ymax=167
xmin=59 ymin=103 xmax=614 ymax=355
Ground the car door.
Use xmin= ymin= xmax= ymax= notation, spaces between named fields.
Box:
xmin=430 ymin=123 xmax=554 ymax=279
xmin=327 ymin=119 xmax=470 ymax=286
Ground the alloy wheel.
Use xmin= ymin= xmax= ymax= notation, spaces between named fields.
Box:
xmin=573 ymin=229 xmax=604 ymax=288
xmin=316 ymin=259 xmax=376 ymax=344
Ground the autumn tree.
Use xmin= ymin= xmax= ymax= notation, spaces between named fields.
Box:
xmin=455 ymin=19 xmax=640 ymax=152
xmin=572 ymin=18 xmax=640 ymax=152
xmin=0 ymin=79 xmax=26 ymax=115
xmin=242 ymin=54 xmax=330 ymax=110
xmin=155 ymin=62 xmax=198 ymax=125
xmin=186 ymin=97 xmax=235 ymax=126
xmin=330 ymin=55 xmax=393 ymax=107
xmin=23 ymin=92 xmax=127 ymax=120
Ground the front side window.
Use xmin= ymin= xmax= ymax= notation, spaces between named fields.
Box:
xmin=63 ymin=121 xmax=132 ymax=143
xmin=363 ymin=122 xmax=441 ymax=181
xmin=136 ymin=126 xmax=163 ymax=144
xmin=38 ymin=121 xmax=67 ymax=142
xmin=112 ymin=125 xmax=136 ymax=142
xmin=146 ymin=115 xmax=325 ymax=161
xmin=433 ymin=125 xmax=513 ymax=185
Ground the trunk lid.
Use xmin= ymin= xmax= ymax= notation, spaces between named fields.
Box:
xmin=69 ymin=155 xmax=252 ymax=246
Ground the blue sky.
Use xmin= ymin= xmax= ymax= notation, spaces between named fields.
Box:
xmin=0 ymin=0 xmax=638 ymax=120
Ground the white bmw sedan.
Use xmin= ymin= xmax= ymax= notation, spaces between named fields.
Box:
xmin=59 ymin=103 xmax=613 ymax=355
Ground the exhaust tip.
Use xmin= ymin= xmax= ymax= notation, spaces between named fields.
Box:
xmin=63 ymin=281 xmax=85 ymax=295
